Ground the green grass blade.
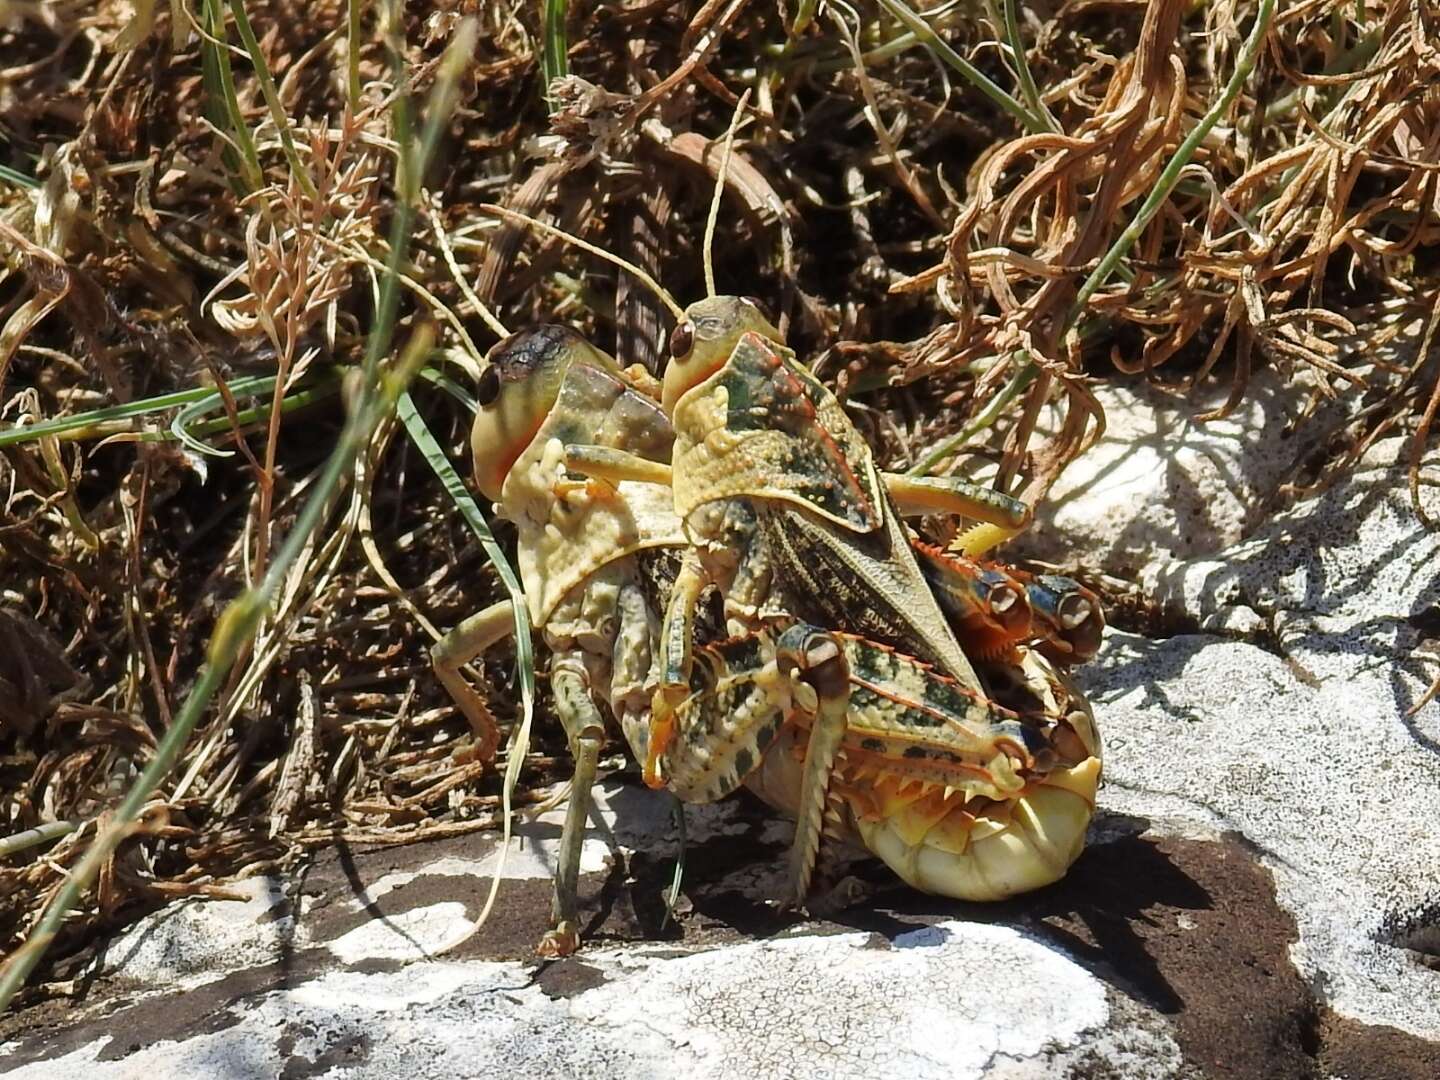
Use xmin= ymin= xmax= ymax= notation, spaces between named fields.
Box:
xmin=0 ymin=371 xmax=342 ymax=451
xmin=661 ymin=796 xmax=687 ymax=931
xmin=396 ymin=389 xmax=535 ymax=933
xmin=170 ymin=374 xmax=343 ymax=456
xmin=199 ymin=0 xmax=264 ymax=192
xmin=1065 ymin=0 xmax=1277 ymax=331
xmin=0 ymin=164 xmax=39 ymax=189
xmin=541 ymin=0 xmax=569 ymax=108
xmin=0 ymin=373 xmax=280 ymax=448
xmin=1001 ymin=0 xmax=1058 ymax=133
xmin=874 ymin=0 xmax=1047 ymax=134
xmin=0 ymin=821 xmax=77 ymax=858
xmin=227 ymin=0 xmax=320 ymax=200
xmin=908 ymin=350 xmax=1033 ymax=475
xmin=415 ymin=366 xmax=479 ymax=414
xmin=346 ymin=0 xmax=364 ymax=111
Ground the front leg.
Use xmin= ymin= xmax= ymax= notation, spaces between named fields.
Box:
xmin=430 ymin=599 xmax=514 ymax=762
xmin=647 ymin=549 xmax=709 ymax=788
xmin=882 ymin=473 xmax=1031 ymax=534
xmin=563 ymin=444 xmax=673 ymax=488
xmin=537 ymin=662 xmax=606 ymax=958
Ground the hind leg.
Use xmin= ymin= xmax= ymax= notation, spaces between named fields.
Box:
xmin=771 ymin=626 xmax=852 ymax=906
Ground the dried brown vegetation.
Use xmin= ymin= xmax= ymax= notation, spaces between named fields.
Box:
xmin=1 ymin=0 xmax=1436 ymax=998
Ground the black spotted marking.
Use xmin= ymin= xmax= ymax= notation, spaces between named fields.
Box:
xmin=848 ymin=685 xmax=948 ymax=730
xmin=860 ymin=737 xmax=886 ymax=752
xmin=733 ymin=747 xmax=754 ymax=778
xmin=489 ymin=324 xmax=584 ymax=383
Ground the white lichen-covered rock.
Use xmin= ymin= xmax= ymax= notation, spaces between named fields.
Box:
xmin=2 ymin=876 xmax=1187 ymax=1079
xmin=1018 ymin=310 xmax=1426 ymax=573
xmin=1082 ymin=435 xmax=1440 ymax=1040
xmin=1143 ymin=436 xmax=1440 ymax=745
xmin=1017 ymin=373 xmax=1327 ymax=572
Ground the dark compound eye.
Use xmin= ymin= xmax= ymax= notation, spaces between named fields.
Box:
xmin=476 ymin=364 xmax=501 ymax=407
xmin=669 ymin=321 xmax=695 ymax=358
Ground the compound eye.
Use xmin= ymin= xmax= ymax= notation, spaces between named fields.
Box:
xmin=669 ymin=321 xmax=695 ymax=359
xmin=476 ymin=365 xmax=501 ymax=407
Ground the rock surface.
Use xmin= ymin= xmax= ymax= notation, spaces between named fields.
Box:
xmin=1018 ymin=373 xmax=1321 ymax=572
xmin=1 ymin=792 xmax=1199 ymax=1080
xmin=1018 ymin=311 xmax=1426 ymax=575
xmin=1100 ymin=436 xmax=1440 ymax=1042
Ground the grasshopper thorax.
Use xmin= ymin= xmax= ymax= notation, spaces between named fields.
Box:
xmin=471 ymin=325 xmax=623 ymax=502
xmin=662 ymin=295 xmax=783 ymax=413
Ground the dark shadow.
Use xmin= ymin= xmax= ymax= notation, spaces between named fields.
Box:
xmin=333 ymin=839 xmax=433 ymax=959
xmin=810 ymin=814 xmax=1214 ymax=1015
xmin=661 ymin=798 xmax=1214 ymax=1017
xmin=1012 ymin=828 xmax=1214 ymax=1014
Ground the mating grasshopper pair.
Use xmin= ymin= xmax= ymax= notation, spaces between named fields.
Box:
xmin=432 ymin=294 xmax=1102 ymax=956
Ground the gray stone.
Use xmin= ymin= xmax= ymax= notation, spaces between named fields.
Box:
xmin=1017 ymin=373 xmax=1320 ymax=572
xmin=1017 ymin=309 xmax=1427 ymax=574
xmin=1083 ymin=436 xmax=1440 ymax=1040
xmin=2 ymin=839 xmax=1190 ymax=1080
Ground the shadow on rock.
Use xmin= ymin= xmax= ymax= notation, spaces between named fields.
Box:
xmin=1019 ymin=826 xmax=1214 ymax=1014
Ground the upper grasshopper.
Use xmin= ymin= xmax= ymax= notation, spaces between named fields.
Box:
xmin=560 ymin=296 xmax=1096 ymax=780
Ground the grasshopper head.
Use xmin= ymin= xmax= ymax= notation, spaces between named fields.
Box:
xmin=471 ymin=325 xmax=621 ymax=502
xmin=662 ymin=295 xmax=782 ymax=413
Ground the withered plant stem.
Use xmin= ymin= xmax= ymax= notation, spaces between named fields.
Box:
xmin=0 ymin=18 xmax=480 ymax=1014
xmin=1065 ymin=0 xmax=1278 ymax=332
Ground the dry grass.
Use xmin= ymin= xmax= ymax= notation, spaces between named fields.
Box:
xmin=2 ymin=0 xmax=1437 ymax=1000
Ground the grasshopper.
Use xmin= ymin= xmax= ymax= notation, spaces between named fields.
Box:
xmin=435 ymin=323 xmax=1102 ymax=950
xmin=563 ymin=299 xmax=1097 ymax=744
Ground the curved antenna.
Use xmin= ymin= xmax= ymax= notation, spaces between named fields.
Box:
xmin=703 ymin=88 xmax=753 ymax=299
xmin=480 ymin=203 xmax=686 ymax=322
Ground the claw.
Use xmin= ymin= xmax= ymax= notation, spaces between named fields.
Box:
xmin=536 ymin=923 xmax=581 ymax=958
xmin=644 ymin=684 xmax=687 ymax=788
xmin=551 ymin=476 xmax=617 ymax=501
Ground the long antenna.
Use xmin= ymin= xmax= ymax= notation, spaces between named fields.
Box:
xmin=480 ymin=203 xmax=687 ymax=321
xmin=703 ymin=88 xmax=753 ymax=299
